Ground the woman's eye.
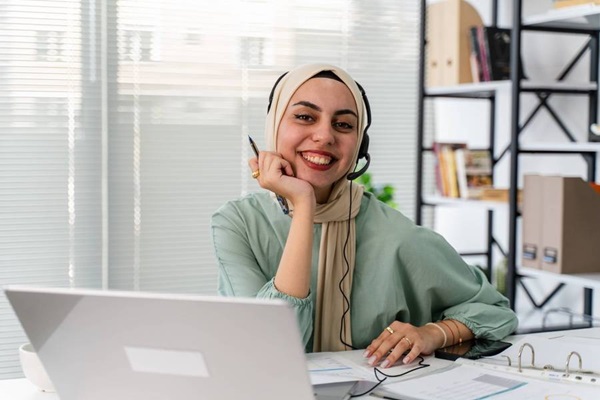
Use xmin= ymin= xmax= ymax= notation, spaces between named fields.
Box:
xmin=293 ymin=113 xmax=313 ymax=122
xmin=334 ymin=121 xmax=354 ymax=130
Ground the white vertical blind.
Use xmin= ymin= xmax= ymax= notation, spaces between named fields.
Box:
xmin=0 ymin=0 xmax=103 ymax=378
xmin=0 ymin=0 xmax=418 ymax=379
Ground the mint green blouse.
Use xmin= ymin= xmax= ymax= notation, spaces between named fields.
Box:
xmin=211 ymin=192 xmax=518 ymax=351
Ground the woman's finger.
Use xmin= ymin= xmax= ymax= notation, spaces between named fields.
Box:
xmin=401 ymin=341 xmax=422 ymax=365
xmin=380 ymin=334 xmax=422 ymax=368
xmin=280 ymin=158 xmax=294 ymax=177
xmin=366 ymin=326 xmax=405 ymax=366
xmin=363 ymin=325 xmax=393 ymax=358
xmin=248 ymin=157 xmax=258 ymax=172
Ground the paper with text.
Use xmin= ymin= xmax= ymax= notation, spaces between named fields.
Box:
xmin=381 ymin=364 xmax=599 ymax=400
xmin=306 ymin=352 xmax=374 ymax=384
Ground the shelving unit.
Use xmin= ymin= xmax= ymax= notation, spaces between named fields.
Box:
xmin=416 ymin=0 xmax=600 ymax=331
xmin=422 ymin=195 xmax=509 ymax=211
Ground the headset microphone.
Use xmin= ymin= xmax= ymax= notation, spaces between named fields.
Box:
xmin=346 ymin=153 xmax=370 ymax=181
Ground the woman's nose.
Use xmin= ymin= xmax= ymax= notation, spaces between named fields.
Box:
xmin=311 ymin=121 xmax=335 ymax=144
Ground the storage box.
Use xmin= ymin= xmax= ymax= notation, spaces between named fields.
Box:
xmin=426 ymin=0 xmax=483 ymax=87
xmin=521 ymin=175 xmax=544 ymax=269
xmin=521 ymin=175 xmax=600 ymax=274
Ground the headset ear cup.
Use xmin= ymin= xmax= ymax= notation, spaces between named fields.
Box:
xmin=347 ymin=81 xmax=371 ymax=181
xmin=358 ymin=132 xmax=369 ymax=160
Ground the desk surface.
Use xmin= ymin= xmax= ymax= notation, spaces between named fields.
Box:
xmin=0 ymin=355 xmax=452 ymax=400
xmin=1 ymin=378 xmax=54 ymax=400
xmin=3 ymin=327 xmax=599 ymax=400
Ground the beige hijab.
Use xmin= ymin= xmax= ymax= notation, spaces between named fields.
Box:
xmin=265 ymin=64 xmax=367 ymax=352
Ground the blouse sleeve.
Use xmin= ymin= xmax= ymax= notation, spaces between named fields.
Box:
xmin=400 ymin=226 xmax=518 ymax=340
xmin=211 ymin=202 xmax=314 ymax=347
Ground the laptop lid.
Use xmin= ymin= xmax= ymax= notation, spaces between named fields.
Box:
xmin=6 ymin=286 xmax=320 ymax=400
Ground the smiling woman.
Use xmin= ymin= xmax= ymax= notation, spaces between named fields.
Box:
xmin=211 ymin=63 xmax=518 ymax=370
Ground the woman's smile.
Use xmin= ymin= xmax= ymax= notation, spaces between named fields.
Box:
xmin=300 ymin=151 xmax=337 ymax=170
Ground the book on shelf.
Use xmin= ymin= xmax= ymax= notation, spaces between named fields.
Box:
xmin=463 ymin=149 xmax=493 ymax=199
xmin=469 ymin=26 xmax=526 ymax=82
xmin=432 ymin=142 xmax=467 ymax=198
xmin=468 ymin=26 xmax=483 ymax=83
xmin=433 ymin=144 xmax=497 ymax=200
xmin=474 ymin=26 xmax=492 ymax=81
xmin=454 ymin=148 xmax=469 ymax=198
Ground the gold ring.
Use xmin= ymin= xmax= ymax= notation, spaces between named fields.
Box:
xmin=251 ymin=170 xmax=260 ymax=179
xmin=385 ymin=326 xmax=395 ymax=335
xmin=402 ymin=336 xmax=413 ymax=347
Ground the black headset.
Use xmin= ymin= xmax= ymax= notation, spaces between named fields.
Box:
xmin=267 ymin=71 xmax=372 ymax=180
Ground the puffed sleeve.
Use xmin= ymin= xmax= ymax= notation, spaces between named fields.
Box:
xmin=399 ymin=226 xmax=518 ymax=340
xmin=211 ymin=199 xmax=314 ymax=347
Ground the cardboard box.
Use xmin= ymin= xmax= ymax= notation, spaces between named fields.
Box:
xmin=521 ymin=175 xmax=543 ymax=269
xmin=426 ymin=0 xmax=483 ymax=87
xmin=521 ymin=175 xmax=600 ymax=274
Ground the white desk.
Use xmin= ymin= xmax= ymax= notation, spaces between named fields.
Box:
xmin=0 ymin=353 xmax=453 ymax=400
xmin=3 ymin=328 xmax=599 ymax=399
xmin=0 ymin=378 xmax=56 ymax=400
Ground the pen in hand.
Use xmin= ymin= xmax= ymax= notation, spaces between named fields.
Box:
xmin=248 ymin=135 xmax=290 ymax=215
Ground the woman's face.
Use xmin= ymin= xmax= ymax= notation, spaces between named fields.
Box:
xmin=276 ymin=77 xmax=359 ymax=203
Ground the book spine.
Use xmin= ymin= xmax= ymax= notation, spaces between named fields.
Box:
xmin=477 ymin=26 xmax=491 ymax=82
xmin=486 ymin=27 xmax=511 ymax=81
xmin=432 ymin=143 xmax=446 ymax=196
xmin=444 ymin=146 xmax=459 ymax=198
xmin=454 ymin=148 xmax=469 ymax=199
xmin=469 ymin=27 xmax=482 ymax=83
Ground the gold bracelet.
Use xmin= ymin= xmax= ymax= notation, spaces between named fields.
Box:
xmin=426 ymin=322 xmax=447 ymax=348
xmin=447 ymin=319 xmax=463 ymax=344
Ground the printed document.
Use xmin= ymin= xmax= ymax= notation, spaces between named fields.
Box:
xmin=380 ymin=363 xmax=599 ymax=400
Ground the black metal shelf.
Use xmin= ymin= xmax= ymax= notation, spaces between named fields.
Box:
xmin=425 ymin=80 xmax=596 ymax=98
xmin=415 ymin=0 xmax=600 ymax=329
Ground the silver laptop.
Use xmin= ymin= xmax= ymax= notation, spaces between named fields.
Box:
xmin=6 ymin=286 xmax=356 ymax=400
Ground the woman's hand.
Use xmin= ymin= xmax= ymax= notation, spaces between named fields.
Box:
xmin=363 ymin=321 xmax=445 ymax=368
xmin=249 ymin=151 xmax=315 ymax=207
xmin=249 ymin=151 xmax=315 ymax=298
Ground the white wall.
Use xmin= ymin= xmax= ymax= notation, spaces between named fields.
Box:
xmin=431 ymin=0 xmax=600 ymax=330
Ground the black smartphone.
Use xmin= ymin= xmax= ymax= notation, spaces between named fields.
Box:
xmin=434 ymin=339 xmax=512 ymax=361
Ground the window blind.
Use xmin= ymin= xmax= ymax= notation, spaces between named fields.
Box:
xmin=0 ymin=0 xmax=103 ymax=378
xmin=0 ymin=0 xmax=418 ymax=379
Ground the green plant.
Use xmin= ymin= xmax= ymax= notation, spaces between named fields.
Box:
xmin=355 ymin=172 xmax=398 ymax=209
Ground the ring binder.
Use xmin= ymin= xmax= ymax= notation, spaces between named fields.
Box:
xmin=494 ymin=342 xmax=600 ymax=386
xmin=565 ymin=351 xmax=582 ymax=377
xmin=517 ymin=343 xmax=535 ymax=373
